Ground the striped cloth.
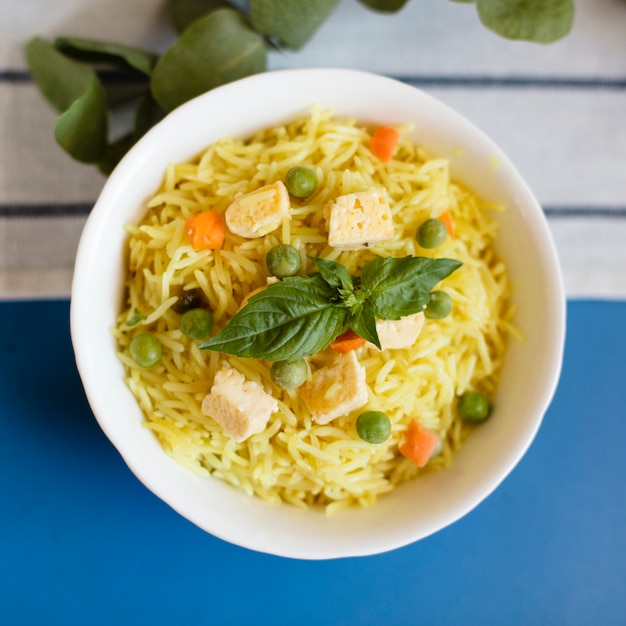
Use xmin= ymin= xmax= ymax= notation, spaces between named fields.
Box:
xmin=1 ymin=0 xmax=624 ymax=299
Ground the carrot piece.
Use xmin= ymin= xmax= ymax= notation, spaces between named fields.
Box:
xmin=330 ymin=329 xmax=366 ymax=354
xmin=398 ymin=419 xmax=440 ymax=468
xmin=438 ymin=210 xmax=455 ymax=239
xmin=370 ymin=125 xmax=399 ymax=163
xmin=185 ymin=210 xmax=225 ymax=250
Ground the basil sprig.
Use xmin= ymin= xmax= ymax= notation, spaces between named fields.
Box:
xmin=200 ymin=255 xmax=462 ymax=362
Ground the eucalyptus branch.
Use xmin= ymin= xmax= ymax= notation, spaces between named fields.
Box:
xmin=24 ymin=0 xmax=574 ymax=176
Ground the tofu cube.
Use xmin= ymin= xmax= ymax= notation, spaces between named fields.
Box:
xmin=225 ymin=181 xmax=290 ymax=238
xmin=324 ymin=188 xmax=394 ymax=250
xmin=371 ymin=312 xmax=425 ymax=351
xmin=300 ymin=351 xmax=368 ymax=425
xmin=201 ymin=366 xmax=278 ymax=442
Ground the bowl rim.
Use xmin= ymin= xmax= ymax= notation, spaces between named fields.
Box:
xmin=70 ymin=67 xmax=566 ymax=559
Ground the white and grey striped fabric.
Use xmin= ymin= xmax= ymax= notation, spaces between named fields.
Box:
xmin=1 ymin=0 xmax=624 ymax=299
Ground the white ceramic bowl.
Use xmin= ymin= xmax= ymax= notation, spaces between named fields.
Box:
xmin=71 ymin=68 xmax=565 ymax=560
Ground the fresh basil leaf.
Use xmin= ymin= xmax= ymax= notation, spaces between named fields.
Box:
xmin=54 ymin=37 xmax=158 ymax=76
xmin=477 ymin=0 xmax=574 ymax=43
xmin=350 ymin=306 xmax=381 ymax=349
xmin=250 ymin=0 xmax=340 ymax=50
xmin=200 ymin=275 xmax=348 ymax=361
xmin=168 ymin=0 xmax=232 ymax=34
xmin=151 ymin=8 xmax=267 ymax=111
xmin=309 ymin=256 xmax=355 ymax=292
xmin=357 ymin=0 xmax=410 ymax=12
xmin=361 ymin=256 xmax=462 ymax=320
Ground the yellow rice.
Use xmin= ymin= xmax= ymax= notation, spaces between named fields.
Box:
xmin=113 ymin=108 xmax=515 ymax=513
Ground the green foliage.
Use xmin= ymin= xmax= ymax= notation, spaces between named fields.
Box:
xmin=477 ymin=0 xmax=574 ymax=44
xmin=358 ymin=0 xmax=410 ymax=12
xmin=250 ymin=0 xmax=341 ymax=50
xmin=200 ymin=255 xmax=461 ymax=362
xmin=54 ymin=37 xmax=158 ymax=75
xmin=151 ymin=9 xmax=266 ymax=112
xmin=24 ymin=0 xmax=574 ymax=174
xmin=25 ymin=38 xmax=108 ymax=163
xmin=168 ymin=0 xmax=232 ymax=34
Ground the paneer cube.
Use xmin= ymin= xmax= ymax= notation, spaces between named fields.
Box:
xmin=371 ymin=312 xmax=425 ymax=351
xmin=225 ymin=181 xmax=290 ymax=238
xmin=201 ymin=366 xmax=278 ymax=442
xmin=324 ymin=188 xmax=394 ymax=250
xmin=300 ymin=351 xmax=368 ymax=425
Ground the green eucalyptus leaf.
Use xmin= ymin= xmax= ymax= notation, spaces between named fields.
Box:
xmin=250 ymin=0 xmax=340 ymax=50
xmin=361 ymin=256 xmax=462 ymax=320
xmin=477 ymin=0 xmax=574 ymax=43
xmin=54 ymin=37 xmax=158 ymax=75
xmin=54 ymin=75 xmax=108 ymax=163
xmin=151 ymin=8 xmax=267 ymax=112
xmin=99 ymin=93 xmax=165 ymax=174
xmin=26 ymin=37 xmax=95 ymax=111
xmin=200 ymin=274 xmax=348 ymax=361
xmin=449 ymin=0 xmax=475 ymax=4
xmin=25 ymin=38 xmax=108 ymax=163
xmin=98 ymin=132 xmax=134 ymax=175
xmin=134 ymin=92 xmax=166 ymax=140
xmin=168 ymin=0 xmax=232 ymax=34
xmin=357 ymin=0 xmax=410 ymax=12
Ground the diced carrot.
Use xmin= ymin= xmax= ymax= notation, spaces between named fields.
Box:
xmin=438 ymin=210 xmax=455 ymax=239
xmin=185 ymin=210 xmax=225 ymax=250
xmin=370 ymin=125 xmax=399 ymax=163
xmin=330 ymin=329 xmax=366 ymax=354
xmin=398 ymin=418 xmax=440 ymax=468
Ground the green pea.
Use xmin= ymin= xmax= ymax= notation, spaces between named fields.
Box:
xmin=457 ymin=391 xmax=492 ymax=423
xmin=285 ymin=166 xmax=318 ymax=199
xmin=424 ymin=290 xmax=452 ymax=320
xmin=417 ymin=218 xmax=448 ymax=249
xmin=180 ymin=308 xmax=213 ymax=340
xmin=356 ymin=411 xmax=392 ymax=444
xmin=266 ymin=244 xmax=301 ymax=278
xmin=270 ymin=358 xmax=309 ymax=390
xmin=129 ymin=333 xmax=162 ymax=368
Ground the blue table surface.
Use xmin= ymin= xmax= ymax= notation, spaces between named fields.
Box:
xmin=1 ymin=299 xmax=625 ymax=626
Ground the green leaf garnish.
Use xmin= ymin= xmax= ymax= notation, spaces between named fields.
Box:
xmin=200 ymin=255 xmax=461 ymax=361
xmin=168 ymin=0 xmax=232 ymax=34
xmin=54 ymin=37 xmax=158 ymax=76
xmin=25 ymin=37 xmax=108 ymax=163
xmin=151 ymin=8 xmax=267 ymax=112
xmin=200 ymin=274 xmax=349 ymax=361
xmin=358 ymin=0 xmax=411 ymax=13
xmin=126 ymin=308 xmax=147 ymax=326
xmin=477 ymin=0 xmax=574 ymax=44
xmin=361 ymin=256 xmax=463 ymax=320
xmin=309 ymin=256 xmax=355 ymax=292
xmin=250 ymin=0 xmax=340 ymax=50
